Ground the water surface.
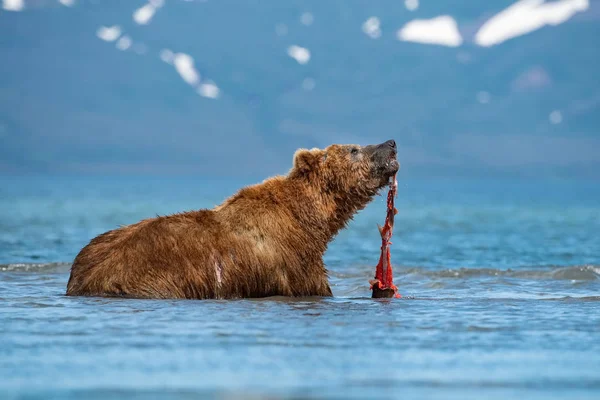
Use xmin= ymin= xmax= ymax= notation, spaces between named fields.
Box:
xmin=1 ymin=176 xmax=599 ymax=399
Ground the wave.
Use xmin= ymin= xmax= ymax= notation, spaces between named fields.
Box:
xmin=2 ymin=263 xmax=599 ymax=281
xmin=333 ymin=265 xmax=600 ymax=281
xmin=0 ymin=262 xmax=71 ymax=273
xmin=398 ymin=265 xmax=600 ymax=281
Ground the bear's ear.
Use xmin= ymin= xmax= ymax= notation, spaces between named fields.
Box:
xmin=292 ymin=148 xmax=323 ymax=175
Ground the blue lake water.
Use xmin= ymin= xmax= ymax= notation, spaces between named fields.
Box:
xmin=1 ymin=176 xmax=599 ymax=399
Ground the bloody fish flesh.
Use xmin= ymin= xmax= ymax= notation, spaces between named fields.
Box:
xmin=369 ymin=173 xmax=401 ymax=299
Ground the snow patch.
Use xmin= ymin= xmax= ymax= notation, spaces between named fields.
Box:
xmin=405 ymin=0 xmax=419 ymax=11
xmin=173 ymin=53 xmax=200 ymax=86
xmin=549 ymin=110 xmax=563 ymax=124
xmin=475 ymin=0 xmax=589 ymax=47
xmin=3 ymin=0 xmax=24 ymax=11
xmin=197 ymin=82 xmax=220 ymax=99
xmin=160 ymin=49 xmax=175 ymax=64
xmin=397 ymin=15 xmax=463 ymax=47
xmin=362 ymin=17 xmax=382 ymax=39
xmin=287 ymin=45 xmax=311 ymax=65
xmin=116 ymin=35 xmax=132 ymax=51
xmin=96 ymin=26 xmax=122 ymax=42
xmin=300 ymin=12 xmax=314 ymax=26
xmin=133 ymin=0 xmax=164 ymax=25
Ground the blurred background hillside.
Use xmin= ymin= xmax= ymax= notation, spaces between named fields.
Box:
xmin=1 ymin=4 xmax=600 ymax=398
xmin=1 ymin=0 xmax=598 ymax=179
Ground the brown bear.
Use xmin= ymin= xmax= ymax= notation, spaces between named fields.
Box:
xmin=66 ymin=140 xmax=399 ymax=299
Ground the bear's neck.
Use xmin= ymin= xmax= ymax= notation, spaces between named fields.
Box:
xmin=215 ymin=176 xmax=376 ymax=255
xmin=284 ymin=177 xmax=375 ymax=244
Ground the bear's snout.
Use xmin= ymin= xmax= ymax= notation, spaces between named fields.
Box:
xmin=368 ymin=139 xmax=399 ymax=178
xmin=374 ymin=139 xmax=398 ymax=160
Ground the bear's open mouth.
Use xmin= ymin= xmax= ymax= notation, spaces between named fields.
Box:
xmin=385 ymin=157 xmax=400 ymax=172
xmin=373 ymin=156 xmax=399 ymax=191
xmin=383 ymin=153 xmax=400 ymax=174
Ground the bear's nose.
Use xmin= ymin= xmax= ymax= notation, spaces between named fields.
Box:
xmin=385 ymin=140 xmax=396 ymax=149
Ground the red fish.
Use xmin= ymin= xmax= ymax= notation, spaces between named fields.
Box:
xmin=369 ymin=174 xmax=401 ymax=299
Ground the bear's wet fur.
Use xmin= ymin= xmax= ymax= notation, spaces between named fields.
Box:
xmin=66 ymin=140 xmax=399 ymax=299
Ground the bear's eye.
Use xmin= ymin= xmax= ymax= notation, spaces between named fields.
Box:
xmin=350 ymin=147 xmax=359 ymax=155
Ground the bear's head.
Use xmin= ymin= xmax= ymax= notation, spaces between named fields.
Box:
xmin=290 ymin=139 xmax=399 ymax=197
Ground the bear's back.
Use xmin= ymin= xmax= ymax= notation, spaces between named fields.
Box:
xmin=66 ymin=210 xmax=221 ymax=299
